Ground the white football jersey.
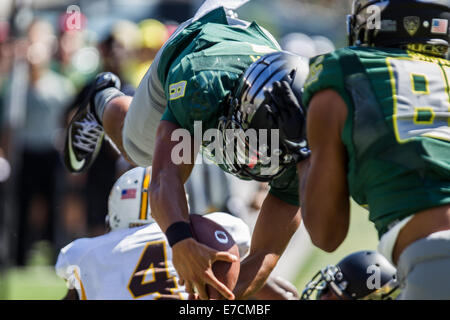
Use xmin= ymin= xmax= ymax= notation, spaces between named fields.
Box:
xmin=55 ymin=213 xmax=251 ymax=300
xmin=56 ymin=223 xmax=187 ymax=300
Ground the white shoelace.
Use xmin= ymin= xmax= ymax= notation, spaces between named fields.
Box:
xmin=73 ymin=113 xmax=103 ymax=153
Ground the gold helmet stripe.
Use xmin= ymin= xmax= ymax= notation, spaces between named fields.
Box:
xmin=139 ymin=167 xmax=151 ymax=220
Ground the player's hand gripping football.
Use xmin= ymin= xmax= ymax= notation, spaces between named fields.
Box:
xmin=265 ymin=80 xmax=310 ymax=163
xmin=172 ymin=238 xmax=238 ymax=300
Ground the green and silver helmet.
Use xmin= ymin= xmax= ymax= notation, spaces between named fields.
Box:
xmin=215 ymin=51 xmax=309 ymax=182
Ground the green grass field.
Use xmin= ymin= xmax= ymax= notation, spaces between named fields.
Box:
xmin=2 ymin=266 xmax=67 ymax=300
xmin=1 ymin=242 xmax=67 ymax=300
xmin=1 ymin=200 xmax=378 ymax=300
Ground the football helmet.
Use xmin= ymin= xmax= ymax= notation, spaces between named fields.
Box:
xmin=106 ymin=166 xmax=155 ymax=230
xmin=348 ymin=0 xmax=450 ymax=51
xmin=301 ymin=250 xmax=400 ymax=300
xmin=216 ymin=51 xmax=309 ymax=182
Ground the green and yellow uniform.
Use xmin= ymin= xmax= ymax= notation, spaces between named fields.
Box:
xmin=303 ymin=46 xmax=450 ymax=237
xmin=156 ymin=8 xmax=300 ymax=206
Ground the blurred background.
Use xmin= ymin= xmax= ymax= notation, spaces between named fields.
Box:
xmin=0 ymin=0 xmax=378 ymax=300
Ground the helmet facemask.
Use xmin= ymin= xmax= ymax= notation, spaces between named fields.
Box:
xmin=301 ymin=251 xmax=401 ymax=300
xmin=214 ymin=51 xmax=308 ymax=182
xmin=216 ymin=101 xmax=291 ymax=182
xmin=301 ymin=264 xmax=401 ymax=300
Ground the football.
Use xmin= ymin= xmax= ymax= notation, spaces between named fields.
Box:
xmin=189 ymin=214 xmax=240 ymax=300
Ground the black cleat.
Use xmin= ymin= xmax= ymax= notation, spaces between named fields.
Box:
xmin=64 ymin=72 xmax=121 ymax=173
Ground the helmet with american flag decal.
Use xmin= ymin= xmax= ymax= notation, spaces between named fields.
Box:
xmin=106 ymin=166 xmax=154 ymax=230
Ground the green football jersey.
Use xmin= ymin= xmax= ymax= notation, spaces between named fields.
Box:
xmin=157 ymin=8 xmax=300 ymax=206
xmin=303 ymin=47 xmax=450 ymax=237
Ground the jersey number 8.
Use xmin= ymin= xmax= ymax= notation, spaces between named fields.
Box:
xmin=387 ymin=57 xmax=450 ymax=143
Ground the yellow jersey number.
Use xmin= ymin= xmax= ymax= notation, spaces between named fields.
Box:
xmin=127 ymin=240 xmax=182 ymax=300
xmin=386 ymin=56 xmax=450 ymax=143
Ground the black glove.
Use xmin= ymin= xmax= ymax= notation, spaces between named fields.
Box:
xmin=265 ymin=80 xmax=310 ymax=163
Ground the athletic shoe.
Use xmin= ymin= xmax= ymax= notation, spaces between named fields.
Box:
xmin=64 ymin=72 xmax=121 ymax=173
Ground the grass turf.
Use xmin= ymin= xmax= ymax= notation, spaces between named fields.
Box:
xmin=2 ymin=266 xmax=67 ymax=300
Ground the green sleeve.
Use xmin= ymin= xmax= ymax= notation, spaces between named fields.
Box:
xmin=161 ymin=105 xmax=180 ymax=126
xmin=165 ymin=65 xmax=239 ymax=135
xmin=268 ymin=166 xmax=300 ymax=207
xmin=302 ymin=51 xmax=345 ymax=110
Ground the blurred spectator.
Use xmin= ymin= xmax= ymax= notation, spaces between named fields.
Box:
xmin=2 ymin=19 xmax=75 ymax=266
xmin=0 ymin=21 xmax=12 ymax=89
xmin=98 ymin=20 xmax=140 ymax=95
xmin=281 ymin=32 xmax=317 ymax=59
xmin=83 ymin=144 xmax=122 ymax=237
xmin=281 ymin=32 xmax=335 ymax=59
xmin=0 ymin=19 xmax=12 ymax=288
xmin=53 ymin=12 xmax=100 ymax=91
xmin=0 ymin=20 xmax=12 ymax=148
xmin=130 ymin=18 xmax=170 ymax=88
xmin=185 ymin=157 xmax=232 ymax=216
xmin=250 ymin=182 xmax=270 ymax=213
xmin=311 ymin=35 xmax=335 ymax=56
xmin=101 ymin=18 xmax=173 ymax=90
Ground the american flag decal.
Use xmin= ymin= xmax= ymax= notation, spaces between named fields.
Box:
xmin=431 ymin=19 xmax=448 ymax=35
xmin=121 ymin=188 xmax=137 ymax=199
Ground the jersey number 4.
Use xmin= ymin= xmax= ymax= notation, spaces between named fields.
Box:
xmin=127 ymin=240 xmax=181 ymax=300
xmin=387 ymin=57 xmax=450 ymax=143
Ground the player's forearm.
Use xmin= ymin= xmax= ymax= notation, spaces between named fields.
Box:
xmin=234 ymin=251 xmax=278 ymax=299
xmin=149 ymin=169 xmax=190 ymax=231
xmin=296 ymin=139 xmax=350 ymax=252
xmin=234 ymin=194 xmax=301 ymax=299
xmin=298 ymin=90 xmax=351 ymax=252
xmin=297 ymin=157 xmax=340 ymax=251
xmin=149 ymin=121 xmax=195 ymax=231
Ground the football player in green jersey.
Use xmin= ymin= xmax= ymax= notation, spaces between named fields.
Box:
xmin=64 ymin=4 xmax=310 ymax=300
xmin=274 ymin=0 xmax=450 ymax=299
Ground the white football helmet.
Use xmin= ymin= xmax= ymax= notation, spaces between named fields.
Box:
xmin=106 ymin=166 xmax=155 ymax=231
xmin=203 ymin=212 xmax=251 ymax=259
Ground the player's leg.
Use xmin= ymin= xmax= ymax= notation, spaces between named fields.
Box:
xmin=65 ymin=61 xmax=165 ymax=173
xmin=99 ymin=66 xmax=165 ymax=168
xmin=64 ymin=72 xmax=126 ymax=173
xmin=101 ymin=95 xmax=135 ymax=165
xmin=396 ymin=230 xmax=450 ymax=299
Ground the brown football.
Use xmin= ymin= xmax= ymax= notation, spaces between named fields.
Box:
xmin=189 ymin=214 xmax=240 ymax=300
